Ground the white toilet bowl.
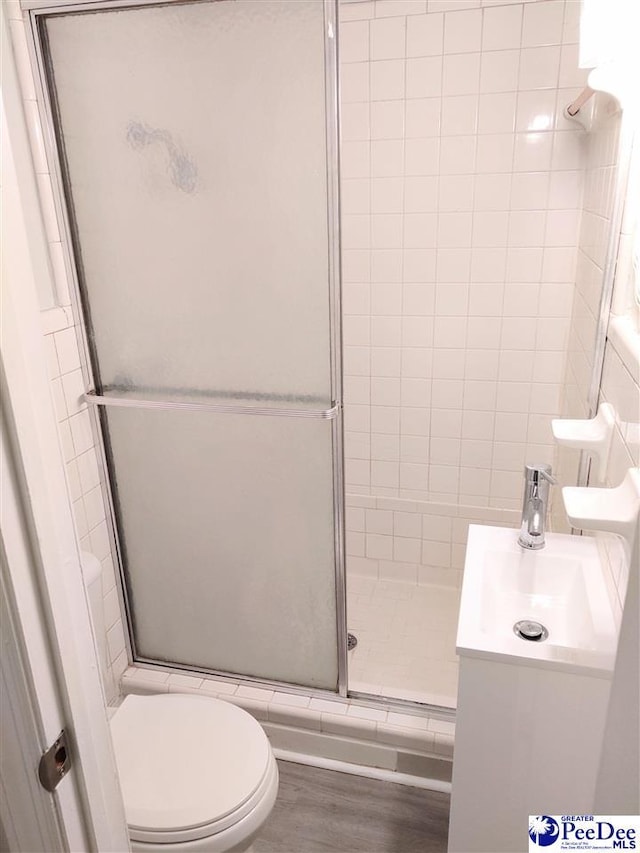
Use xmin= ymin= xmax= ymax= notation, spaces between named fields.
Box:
xmin=80 ymin=552 xmax=278 ymax=852
xmin=110 ymin=692 xmax=279 ymax=853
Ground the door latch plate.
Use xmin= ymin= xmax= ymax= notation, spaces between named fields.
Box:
xmin=38 ymin=730 xmax=70 ymax=792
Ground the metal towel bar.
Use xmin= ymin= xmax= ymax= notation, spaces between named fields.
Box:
xmin=84 ymin=390 xmax=340 ymax=420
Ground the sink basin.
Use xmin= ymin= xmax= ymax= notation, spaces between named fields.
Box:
xmin=456 ymin=525 xmax=617 ymax=676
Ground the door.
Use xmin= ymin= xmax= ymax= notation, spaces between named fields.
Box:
xmin=1 ymin=10 xmax=129 ymax=841
xmin=37 ymin=0 xmax=345 ymax=691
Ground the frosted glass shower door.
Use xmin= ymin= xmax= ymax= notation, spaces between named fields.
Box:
xmin=41 ymin=0 xmax=342 ymax=690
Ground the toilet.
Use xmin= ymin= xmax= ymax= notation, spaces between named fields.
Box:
xmin=81 ymin=553 xmax=279 ymax=852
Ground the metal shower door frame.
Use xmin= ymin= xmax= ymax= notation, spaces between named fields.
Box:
xmin=26 ymin=0 xmax=349 ymax=697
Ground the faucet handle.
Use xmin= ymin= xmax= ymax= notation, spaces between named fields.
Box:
xmin=524 ymin=464 xmax=557 ymax=485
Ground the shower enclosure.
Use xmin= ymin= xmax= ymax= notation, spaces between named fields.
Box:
xmin=35 ymin=0 xmax=348 ymax=693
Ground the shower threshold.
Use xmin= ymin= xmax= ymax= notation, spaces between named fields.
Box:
xmin=119 ymin=663 xmax=455 ymax=790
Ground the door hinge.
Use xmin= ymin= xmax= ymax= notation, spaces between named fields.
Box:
xmin=38 ymin=730 xmax=71 ymax=792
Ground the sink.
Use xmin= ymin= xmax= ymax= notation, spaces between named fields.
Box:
xmin=456 ymin=525 xmax=618 ymax=676
xmin=450 ymin=524 xmax=619 ymax=852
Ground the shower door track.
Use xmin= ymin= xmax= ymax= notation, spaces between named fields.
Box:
xmin=27 ymin=0 xmax=350 ymax=700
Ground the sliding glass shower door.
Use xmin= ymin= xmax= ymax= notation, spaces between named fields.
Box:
xmin=40 ymin=0 xmax=344 ymax=690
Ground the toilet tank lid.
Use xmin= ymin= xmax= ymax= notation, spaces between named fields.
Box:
xmin=110 ymin=693 xmax=272 ymax=834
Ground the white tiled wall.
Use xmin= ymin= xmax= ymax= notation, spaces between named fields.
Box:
xmin=346 ymin=492 xmax=520 ymax=586
xmin=7 ymin=1 xmax=126 ymax=705
xmin=598 ymin=339 xmax=639 ymax=626
xmin=593 ymin=129 xmax=640 ymax=627
xmin=339 ymin=0 xmax=590 ymax=583
xmin=41 ymin=309 xmax=127 ymax=703
xmin=556 ymin=95 xmax=623 ymax=493
xmin=553 ymin=97 xmax=639 ymax=627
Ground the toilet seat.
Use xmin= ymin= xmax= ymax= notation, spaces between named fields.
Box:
xmin=110 ymin=693 xmax=276 ymax=845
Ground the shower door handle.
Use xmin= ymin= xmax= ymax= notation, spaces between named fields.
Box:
xmin=84 ymin=390 xmax=340 ymax=420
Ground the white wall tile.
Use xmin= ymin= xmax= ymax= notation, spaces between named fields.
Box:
xmin=440 ymin=135 xmax=476 ymax=174
xmin=371 ymin=100 xmax=405 ymax=139
xmin=548 ymin=170 xmax=582 ymax=209
xmin=405 ymin=137 xmax=440 ymax=175
xmin=482 ymin=5 xmax=523 ymax=51
xmin=477 ymin=92 xmax=517 ymax=134
xmin=513 ymin=131 xmax=553 ymax=171
xmin=406 ymin=56 xmax=443 ymax=98
xmin=479 ymin=50 xmax=520 ymax=93
xmin=340 ymin=0 xmax=376 ymax=22
xmin=521 ymin=0 xmax=564 ymax=48
xmin=371 ymin=139 xmax=404 ymax=176
xmin=341 ymin=62 xmax=370 ymax=102
xmin=510 ymin=171 xmax=549 ymax=209
xmin=443 ymin=9 xmax=482 ymax=54
xmin=442 ymin=53 xmax=481 ymax=95
xmin=404 ymin=249 xmax=437 ymax=282
xmin=475 ymin=133 xmax=514 ymax=173
xmin=472 ymin=211 xmax=509 ymax=247
xmin=403 ymin=175 xmax=438 ymax=212
xmin=437 ymin=212 xmax=472 ymax=247
xmin=371 ymin=59 xmax=406 ymax=100
xmin=376 ymin=0 xmax=427 ymax=16
xmin=551 ymin=131 xmax=585 ymax=171
xmin=343 ymin=179 xmax=371 ymax=215
xmin=562 ymin=0 xmax=581 ymax=44
xmin=372 ymin=213 xmax=403 ymax=248
xmin=8 ymin=19 xmax=37 ymax=100
xmin=342 ymin=102 xmax=371 ymax=140
xmin=441 ymin=95 xmax=478 ymax=136
xmin=341 ymin=20 xmax=370 ymax=63
xmin=370 ymin=177 xmax=402 ymax=213
xmin=438 ymin=175 xmax=474 ymax=211
xmin=518 ymin=46 xmax=561 ymax=90
xmin=370 ymin=16 xmax=407 ymax=60
xmin=474 ymin=173 xmax=512 ymax=209
xmin=506 ymin=247 xmax=544 ymax=282
xmin=341 ymin=140 xmax=371 ymax=178
xmin=430 ymin=0 xmax=479 ymax=10
xmin=516 ymin=90 xmax=556 ymax=133
xmin=405 ymin=97 xmax=441 ymax=137
xmin=406 ymin=12 xmax=444 ymax=57
xmin=558 ymin=44 xmax=589 ymax=88
xmin=509 ymin=210 xmax=546 ymax=247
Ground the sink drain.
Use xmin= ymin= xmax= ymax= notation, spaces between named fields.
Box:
xmin=347 ymin=632 xmax=358 ymax=651
xmin=514 ymin=620 xmax=548 ymax=642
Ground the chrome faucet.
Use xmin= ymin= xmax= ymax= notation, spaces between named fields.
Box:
xmin=518 ymin=464 xmax=557 ymax=550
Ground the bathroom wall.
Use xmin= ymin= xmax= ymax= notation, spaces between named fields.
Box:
xmin=555 ymin=95 xmax=622 ymax=494
xmin=598 ymin=338 xmax=639 ymax=624
xmin=9 ymin=0 xmax=636 ymax=699
xmin=339 ymin=0 xmax=590 ymax=584
xmin=6 ymin=0 xmax=126 ymax=704
xmin=593 ymin=127 xmax=639 ymax=625
xmin=555 ymin=98 xmax=639 ymax=625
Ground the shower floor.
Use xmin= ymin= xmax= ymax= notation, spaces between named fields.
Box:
xmin=347 ymin=575 xmax=461 ymax=708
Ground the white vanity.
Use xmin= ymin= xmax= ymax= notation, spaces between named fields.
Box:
xmin=448 ymin=524 xmax=618 ymax=853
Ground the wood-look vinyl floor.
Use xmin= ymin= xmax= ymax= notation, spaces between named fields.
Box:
xmin=252 ymin=760 xmax=450 ymax=853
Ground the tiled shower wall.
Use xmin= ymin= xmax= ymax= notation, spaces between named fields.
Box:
xmin=7 ymin=0 xmax=126 ymax=705
xmin=339 ymin=0 xmax=590 ymax=582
